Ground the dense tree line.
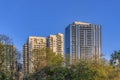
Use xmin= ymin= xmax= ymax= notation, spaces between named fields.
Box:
xmin=24 ymin=49 xmax=120 ymax=80
xmin=24 ymin=60 xmax=120 ymax=80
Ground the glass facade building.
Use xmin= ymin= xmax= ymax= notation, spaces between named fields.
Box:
xmin=65 ymin=22 xmax=102 ymax=65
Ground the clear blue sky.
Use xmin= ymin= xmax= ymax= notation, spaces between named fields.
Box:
xmin=0 ymin=0 xmax=120 ymax=60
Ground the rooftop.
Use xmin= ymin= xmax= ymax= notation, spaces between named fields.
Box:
xmin=73 ymin=21 xmax=91 ymax=25
xmin=28 ymin=36 xmax=46 ymax=39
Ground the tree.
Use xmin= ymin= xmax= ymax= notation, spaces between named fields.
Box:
xmin=31 ymin=48 xmax=64 ymax=72
xmin=0 ymin=34 xmax=16 ymax=80
xmin=15 ymin=50 xmax=23 ymax=80
xmin=45 ymin=48 xmax=63 ymax=67
xmin=110 ymin=50 xmax=120 ymax=67
xmin=0 ymin=34 xmax=12 ymax=45
xmin=0 ymin=43 xmax=6 ymax=80
xmin=0 ymin=43 xmax=4 ymax=68
xmin=31 ymin=48 xmax=46 ymax=72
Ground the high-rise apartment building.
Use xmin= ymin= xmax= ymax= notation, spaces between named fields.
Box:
xmin=65 ymin=22 xmax=101 ymax=65
xmin=23 ymin=44 xmax=28 ymax=74
xmin=23 ymin=36 xmax=46 ymax=74
xmin=47 ymin=33 xmax=64 ymax=56
xmin=47 ymin=35 xmax=57 ymax=53
xmin=23 ymin=33 xmax=64 ymax=74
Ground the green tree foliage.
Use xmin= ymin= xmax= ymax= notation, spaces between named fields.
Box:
xmin=25 ymin=59 xmax=120 ymax=80
xmin=32 ymin=49 xmax=46 ymax=71
xmin=25 ymin=49 xmax=120 ymax=80
xmin=110 ymin=50 xmax=120 ymax=66
xmin=0 ymin=43 xmax=4 ymax=68
xmin=31 ymin=48 xmax=64 ymax=72
xmin=0 ymin=34 xmax=16 ymax=80
xmin=25 ymin=66 xmax=73 ymax=80
xmin=45 ymin=48 xmax=63 ymax=66
xmin=0 ymin=43 xmax=6 ymax=80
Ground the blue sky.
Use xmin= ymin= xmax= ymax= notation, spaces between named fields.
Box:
xmin=0 ymin=0 xmax=120 ymax=60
